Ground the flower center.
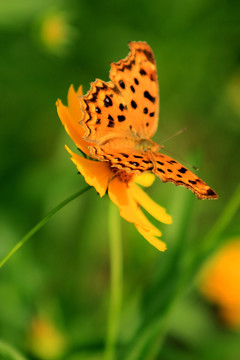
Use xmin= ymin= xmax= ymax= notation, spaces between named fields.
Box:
xmin=112 ymin=168 xmax=134 ymax=184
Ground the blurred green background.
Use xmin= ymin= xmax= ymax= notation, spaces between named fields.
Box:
xmin=0 ymin=0 xmax=240 ymax=359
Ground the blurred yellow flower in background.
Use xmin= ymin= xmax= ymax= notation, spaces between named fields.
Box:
xmin=56 ymin=85 xmax=172 ymax=251
xmin=28 ymin=317 xmax=66 ymax=359
xmin=36 ymin=10 xmax=77 ymax=55
xmin=200 ymin=238 xmax=240 ymax=329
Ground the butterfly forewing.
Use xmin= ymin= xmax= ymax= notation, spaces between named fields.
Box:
xmin=110 ymin=42 xmax=159 ymax=139
xmin=79 ymin=42 xmax=159 ymax=146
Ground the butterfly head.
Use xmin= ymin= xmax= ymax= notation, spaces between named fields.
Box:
xmin=136 ymin=139 xmax=163 ymax=152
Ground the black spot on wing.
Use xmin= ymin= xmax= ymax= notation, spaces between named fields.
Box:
xmin=104 ymin=95 xmax=113 ymax=107
xmin=188 ymin=180 xmax=196 ymax=185
xmin=167 ymin=160 xmax=177 ymax=164
xmin=130 ymin=85 xmax=135 ymax=93
xmin=118 ymin=115 xmax=126 ymax=122
xmin=140 ymin=68 xmax=146 ymax=75
xmin=120 ymin=153 xmax=129 ymax=158
xmin=131 ymin=100 xmax=137 ymax=109
xmin=119 ymin=80 xmax=125 ymax=89
xmin=144 ymin=91 xmax=156 ymax=103
xmin=107 ymin=114 xmax=114 ymax=127
xmin=119 ymin=103 xmax=124 ymax=111
xmin=143 ymin=160 xmax=151 ymax=164
xmin=129 ymin=161 xmax=139 ymax=166
xmin=143 ymin=49 xmax=155 ymax=63
xmin=207 ymin=188 xmax=217 ymax=196
xmin=107 ymin=121 xmax=114 ymax=128
xmin=178 ymin=167 xmax=187 ymax=174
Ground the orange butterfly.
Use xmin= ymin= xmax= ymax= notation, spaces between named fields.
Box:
xmin=78 ymin=42 xmax=218 ymax=200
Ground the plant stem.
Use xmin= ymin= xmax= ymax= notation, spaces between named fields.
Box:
xmin=0 ymin=186 xmax=91 ymax=269
xmin=104 ymin=202 xmax=123 ymax=360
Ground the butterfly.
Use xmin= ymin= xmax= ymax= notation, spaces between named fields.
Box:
xmin=78 ymin=41 xmax=218 ymax=200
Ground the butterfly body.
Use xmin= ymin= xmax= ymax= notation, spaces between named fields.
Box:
xmin=78 ymin=42 xmax=218 ymax=200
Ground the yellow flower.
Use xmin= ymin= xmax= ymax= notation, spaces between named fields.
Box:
xmin=37 ymin=10 xmax=77 ymax=55
xmin=56 ymin=86 xmax=172 ymax=251
xmin=200 ymin=238 xmax=240 ymax=328
xmin=28 ymin=317 xmax=66 ymax=359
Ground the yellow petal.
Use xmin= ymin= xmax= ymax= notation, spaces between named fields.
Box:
xmin=67 ymin=85 xmax=83 ymax=123
xmin=130 ymin=183 xmax=172 ymax=224
xmin=56 ymin=99 xmax=91 ymax=156
xmin=108 ymin=178 xmax=161 ymax=236
xmin=136 ymin=225 xmax=167 ymax=252
xmin=77 ymin=85 xmax=83 ymax=96
xmin=66 ymin=146 xmax=112 ymax=197
xmin=134 ymin=173 xmax=155 ymax=187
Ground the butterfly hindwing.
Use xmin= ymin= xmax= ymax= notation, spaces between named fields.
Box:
xmin=87 ymin=137 xmax=154 ymax=173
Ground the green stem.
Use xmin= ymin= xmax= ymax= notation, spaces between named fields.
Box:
xmin=0 ymin=186 xmax=91 ymax=269
xmin=125 ymin=277 xmax=182 ymax=360
xmin=0 ymin=339 xmax=28 ymax=360
xmin=104 ymin=202 xmax=123 ymax=360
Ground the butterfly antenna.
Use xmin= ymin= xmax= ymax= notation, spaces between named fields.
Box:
xmin=159 ymin=128 xmax=199 ymax=171
xmin=163 ymin=148 xmax=199 ymax=171
xmin=160 ymin=127 xmax=187 ymax=144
